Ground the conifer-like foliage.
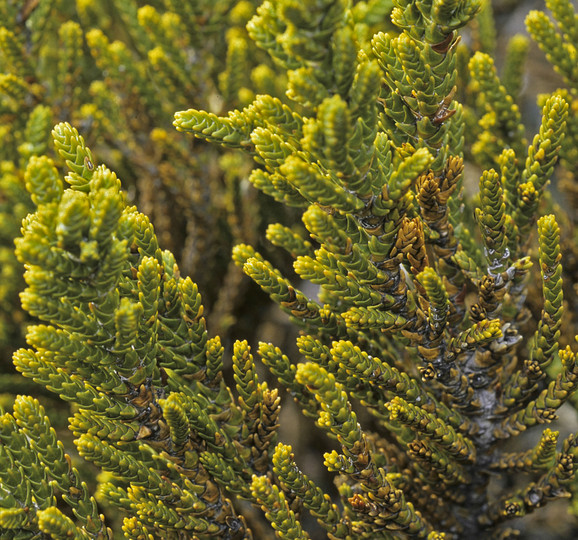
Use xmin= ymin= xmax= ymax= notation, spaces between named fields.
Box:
xmin=0 ymin=0 xmax=282 ymax=370
xmin=1 ymin=0 xmax=578 ymax=538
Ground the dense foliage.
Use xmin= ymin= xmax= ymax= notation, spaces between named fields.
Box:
xmin=1 ymin=0 xmax=578 ymax=538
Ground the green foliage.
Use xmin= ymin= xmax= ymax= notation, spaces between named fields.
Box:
xmin=0 ymin=0 xmax=290 ymax=370
xmin=1 ymin=0 xmax=578 ymax=539
xmin=526 ymin=0 xmax=578 ymax=355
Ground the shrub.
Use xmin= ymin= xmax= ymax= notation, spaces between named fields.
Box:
xmin=1 ymin=0 xmax=577 ymax=538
